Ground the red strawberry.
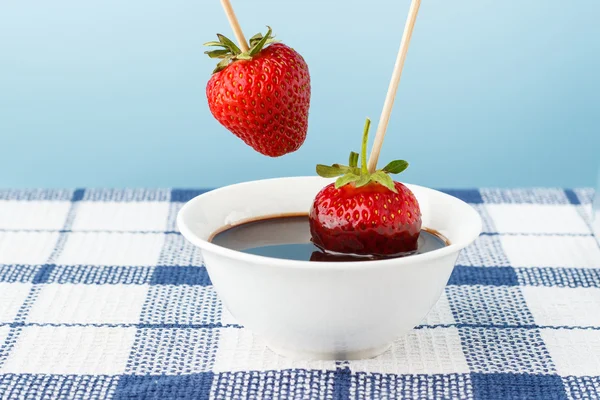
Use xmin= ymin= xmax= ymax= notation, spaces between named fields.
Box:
xmin=205 ymin=27 xmax=311 ymax=157
xmin=309 ymin=118 xmax=422 ymax=257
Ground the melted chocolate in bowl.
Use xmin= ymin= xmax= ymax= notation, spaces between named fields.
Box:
xmin=210 ymin=214 xmax=449 ymax=262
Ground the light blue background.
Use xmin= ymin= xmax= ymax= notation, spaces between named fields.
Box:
xmin=1 ymin=1 xmax=598 ymax=189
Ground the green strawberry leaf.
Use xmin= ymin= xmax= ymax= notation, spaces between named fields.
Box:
xmin=213 ymin=58 xmax=231 ymax=73
xmin=316 ymin=164 xmax=346 ymax=178
xmin=371 ymin=171 xmax=398 ymax=193
xmin=249 ymin=26 xmax=273 ymax=57
xmin=217 ymin=34 xmax=241 ymax=55
xmin=205 ymin=49 xmax=231 ymax=59
xmin=249 ymin=33 xmax=263 ymax=47
xmin=335 ymin=164 xmax=360 ymax=176
xmin=335 ymin=173 xmax=360 ymax=188
xmin=382 ymin=160 xmax=409 ymax=174
xmin=354 ymin=174 xmax=371 ymax=188
xmin=331 ymin=164 xmax=352 ymax=172
xmin=348 ymin=152 xmax=359 ymax=168
xmin=204 ymin=41 xmax=227 ymax=47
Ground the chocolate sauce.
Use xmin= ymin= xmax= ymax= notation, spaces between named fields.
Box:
xmin=210 ymin=214 xmax=449 ymax=262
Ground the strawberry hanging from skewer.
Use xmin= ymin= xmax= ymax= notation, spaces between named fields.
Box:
xmin=205 ymin=27 xmax=311 ymax=157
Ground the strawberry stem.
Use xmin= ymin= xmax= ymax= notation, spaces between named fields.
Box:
xmin=360 ymin=118 xmax=371 ymax=175
xmin=315 ymin=116 xmax=407 ymax=193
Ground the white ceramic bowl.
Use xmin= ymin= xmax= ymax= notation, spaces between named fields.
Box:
xmin=177 ymin=176 xmax=481 ymax=360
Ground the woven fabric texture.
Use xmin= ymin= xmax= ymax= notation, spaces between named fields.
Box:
xmin=0 ymin=188 xmax=598 ymax=399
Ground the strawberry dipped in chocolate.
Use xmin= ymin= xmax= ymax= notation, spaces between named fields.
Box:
xmin=309 ymin=118 xmax=422 ymax=257
xmin=205 ymin=27 xmax=311 ymax=157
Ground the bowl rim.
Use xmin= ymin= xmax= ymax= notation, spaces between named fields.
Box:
xmin=177 ymin=176 xmax=482 ymax=269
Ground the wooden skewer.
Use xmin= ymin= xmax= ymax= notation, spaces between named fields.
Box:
xmin=220 ymin=0 xmax=250 ymax=52
xmin=367 ymin=0 xmax=422 ymax=173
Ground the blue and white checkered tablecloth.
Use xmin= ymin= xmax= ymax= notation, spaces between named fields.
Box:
xmin=0 ymin=188 xmax=598 ymax=399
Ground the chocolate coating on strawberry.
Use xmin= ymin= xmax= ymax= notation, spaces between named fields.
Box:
xmin=309 ymin=118 xmax=422 ymax=256
xmin=310 ymin=181 xmax=421 ymax=256
xmin=205 ymin=27 xmax=311 ymax=157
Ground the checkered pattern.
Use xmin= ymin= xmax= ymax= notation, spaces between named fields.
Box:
xmin=0 ymin=188 xmax=598 ymax=400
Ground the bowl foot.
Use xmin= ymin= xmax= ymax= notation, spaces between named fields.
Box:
xmin=266 ymin=342 xmax=392 ymax=360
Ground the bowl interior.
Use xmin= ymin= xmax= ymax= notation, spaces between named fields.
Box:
xmin=177 ymin=176 xmax=482 ymax=258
